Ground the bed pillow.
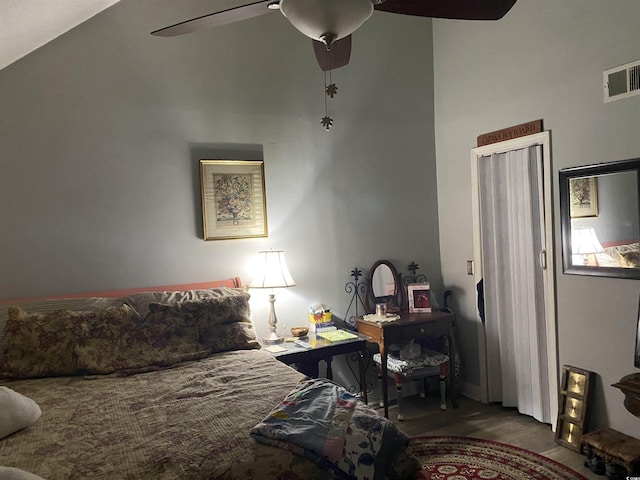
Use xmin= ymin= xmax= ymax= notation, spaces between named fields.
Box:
xmin=0 ymin=386 xmax=41 ymax=440
xmin=1 ymin=304 xmax=139 ymax=379
xmin=0 ymin=467 xmax=45 ymax=480
xmin=168 ymin=292 xmax=252 ymax=326
xmin=199 ymin=321 xmax=259 ymax=353
xmin=147 ymin=293 xmax=259 ymax=353
xmin=125 ymin=287 xmax=249 ymax=318
xmin=0 ymin=297 xmax=123 ymax=367
xmin=75 ymin=306 xmax=209 ymax=375
xmin=1 ymin=307 xmax=87 ymax=378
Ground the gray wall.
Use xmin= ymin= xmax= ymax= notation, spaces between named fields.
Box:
xmin=434 ymin=0 xmax=640 ymax=435
xmin=4 ymin=0 xmax=637 ymax=436
xmin=0 ymin=1 xmax=441 ymax=346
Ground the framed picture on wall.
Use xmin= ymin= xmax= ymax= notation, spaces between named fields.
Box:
xmin=408 ymin=283 xmax=432 ymax=313
xmin=569 ymin=177 xmax=598 ymax=218
xmin=199 ymin=160 xmax=268 ymax=241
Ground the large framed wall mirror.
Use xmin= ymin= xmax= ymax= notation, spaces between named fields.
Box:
xmin=559 ymin=158 xmax=640 ymax=279
xmin=635 ymin=293 xmax=640 ymax=368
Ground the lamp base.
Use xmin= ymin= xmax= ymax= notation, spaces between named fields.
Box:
xmin=263 ymin=332 xmax=284 ymax=345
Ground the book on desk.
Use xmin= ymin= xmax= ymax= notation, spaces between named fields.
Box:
xmin=317 ymin=329 xmax=358 ymax=342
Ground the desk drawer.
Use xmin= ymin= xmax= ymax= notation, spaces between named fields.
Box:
xmin=385 ymin=323 xmax=448 ymax=343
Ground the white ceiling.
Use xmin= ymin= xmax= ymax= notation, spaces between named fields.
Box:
xmin=0 ymin=0 xmax=121 ymax=71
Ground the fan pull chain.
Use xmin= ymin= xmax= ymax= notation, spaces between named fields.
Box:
xmin=321 ymin=50 xmax=337 ymax=130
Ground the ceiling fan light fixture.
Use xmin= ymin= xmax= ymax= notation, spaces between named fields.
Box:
xmin=279 ymin=0 xmax=373 ymax=43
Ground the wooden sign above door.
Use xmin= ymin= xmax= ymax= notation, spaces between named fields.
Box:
xmin=477 ymin=119 xmax=543 ymax=147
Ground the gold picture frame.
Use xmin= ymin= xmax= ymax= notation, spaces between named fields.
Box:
xmin=199 ymin=160 xmax=268 ymax=241
xmin=569 ymin=177 xmax=598 ymax=218
xmin=555 ymin=365 xmax=594 ymax=451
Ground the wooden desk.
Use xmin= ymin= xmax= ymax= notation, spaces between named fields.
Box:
xmin=356 ymin=311 xmax=458 ymax=418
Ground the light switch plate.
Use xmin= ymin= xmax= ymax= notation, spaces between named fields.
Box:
xmin=466 ymin=260 xmax=474 ymax=275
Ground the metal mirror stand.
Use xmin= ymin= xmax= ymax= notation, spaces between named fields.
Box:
xmin=344 ymin=268 xmax=367 ymax=330
xmin=559 ymin=158 xmax=640 ymax=280
xmin=365 ymin=260 xmax=403 ymax=314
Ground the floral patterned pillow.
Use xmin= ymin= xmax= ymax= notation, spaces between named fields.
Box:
xmin=147 ymin=295 xmax=258 ymax=353
xmin=75 ymin=306 xmax=208 ymax=375
xmin=1 ymin=305 xmax=136 ymax=378
xmin=149 ymin=294 xmax=252 ymax=326
xmin=125 ymin=287 xmax=249 ymax=318
xmin=200 ymin=321 xmax=260 ymax=353
xmin=0 ymin=297 xmax=124 ymax=367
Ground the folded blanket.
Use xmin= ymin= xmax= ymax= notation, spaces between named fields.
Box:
xmin=251 ymin=378 xmax=411 ymax=480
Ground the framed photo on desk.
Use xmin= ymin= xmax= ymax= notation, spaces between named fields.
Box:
xmin=408 ymin=283 xmax=432 ymax=313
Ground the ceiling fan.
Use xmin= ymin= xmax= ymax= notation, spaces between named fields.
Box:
xmin=151 ymin=0 xmax=518 ymax=72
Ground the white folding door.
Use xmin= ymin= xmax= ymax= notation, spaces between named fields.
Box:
xmin=471 ymin=132 xmax=557 ymax=426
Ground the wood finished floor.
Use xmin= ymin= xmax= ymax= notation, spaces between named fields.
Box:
xmin=376 ymin=394 xmax=600 ymax=480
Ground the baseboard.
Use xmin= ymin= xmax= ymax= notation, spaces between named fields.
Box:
xmin=373 ymin=378 xmax=485 ymax=405
xmin=460 ymin=381 xmax=482 ymax=402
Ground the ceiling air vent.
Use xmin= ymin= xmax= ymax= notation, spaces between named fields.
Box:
xmin=604 ymin=60 xmax=640 ymax=103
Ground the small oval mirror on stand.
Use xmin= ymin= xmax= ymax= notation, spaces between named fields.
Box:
xmin=366 ymin=260 xmax=403 ymax=313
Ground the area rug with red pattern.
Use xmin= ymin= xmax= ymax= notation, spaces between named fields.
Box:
xmin=408 ymin=436 xmax=588 ymax=480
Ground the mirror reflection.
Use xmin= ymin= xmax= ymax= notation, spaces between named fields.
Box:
xmin=372 ymin=264 xmax=395 ymax=297
xmin=560 ymin=159 xmax=640 ymax=279
xmin=366 ymin=260 xmax=402 ymax=313
xmin=570 ymin=172 xmax=639 ymax=268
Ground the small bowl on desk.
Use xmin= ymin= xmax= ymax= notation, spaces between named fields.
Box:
xmin=290 ymin=327 xmax=309 ymax=337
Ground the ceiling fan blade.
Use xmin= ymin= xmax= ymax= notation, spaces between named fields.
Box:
xmin=374 ymin=0 xmax=517 ymax=20
xmin=312 ymin=36 xmax=352 ymax=71
xmin=151 ymin=0 xmax=278 ymax=37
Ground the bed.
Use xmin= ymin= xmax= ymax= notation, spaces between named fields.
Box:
xmin=0 ymin=279 xmax=419 ymax=480
xmin=597 ymin=241 xmax=640 ymax=268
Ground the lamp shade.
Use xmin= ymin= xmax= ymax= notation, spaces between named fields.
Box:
xmin=572 ymin=227 xmax=604 ymax=255
xmin=250 ymin=250 xmax=296 ymax=289
xmin=279 ymin=0 xmax=373 ymax=43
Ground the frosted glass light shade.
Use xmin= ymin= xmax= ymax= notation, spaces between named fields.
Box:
xmin=250 ymin=250 xmax=296 ymax=289
xmin=279 ymin=0 xmax=374 ymax=42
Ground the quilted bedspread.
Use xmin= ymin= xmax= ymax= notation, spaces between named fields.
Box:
xmin=0 ymin=350 xmax=336 ymax=480
xmin=252 ymin=378 xmax=412 ymax=480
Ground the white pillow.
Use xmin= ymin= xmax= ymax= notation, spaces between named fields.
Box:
xmin=0 ymin=467 xmax=45 ymax=480
xmin=0 ymin=466 xmax=44 ymax=480
xmin=0 ymin=387 xmax=41 ymax=440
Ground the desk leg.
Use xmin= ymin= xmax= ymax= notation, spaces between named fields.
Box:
xmin=326 ymin=356 xmax=333 ymax=380
xmin=357 ymin=345 xmax=368 ymax=404
xmin=380 ymin=343 xmax=389 ymax=418
xmin=448 ymin=327 xmax=459 ymax=409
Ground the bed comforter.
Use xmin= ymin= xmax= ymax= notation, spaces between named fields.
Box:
xmin=1 ymin=350 xmax=418 ymax=480
xmin=1 ymin=350 xmax=333 ymax=479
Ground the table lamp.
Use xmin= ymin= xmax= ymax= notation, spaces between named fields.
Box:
xmin=572 ymin=227 xmax=604 ymax=265
xmin=250 ymin=249 xmax=296 ymax=344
